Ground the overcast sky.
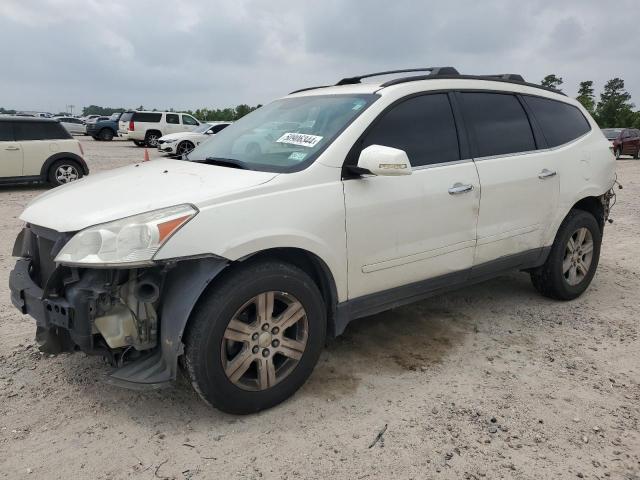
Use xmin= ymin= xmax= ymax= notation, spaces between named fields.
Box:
xmin=1 ymin=0 xmax=638 ymax=113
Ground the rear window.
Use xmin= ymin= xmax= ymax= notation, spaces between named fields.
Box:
xmin=524 ymin=96 xmax=591 ymax=148
xmin=120 ymin=112 xmax=134 ymax=122
xmin=460 ymin=92 xmax=536 ymax=157
xmin=0 ymin=122 xmax=13 ymax=141
xmin=13 ymin=121 xmax=72 ymax=140
xmin=132 ymin=112 xmax=162 ymax=123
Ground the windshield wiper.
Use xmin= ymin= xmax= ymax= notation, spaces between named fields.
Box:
xmin=199 ymin=157 xmax=250 ymax=170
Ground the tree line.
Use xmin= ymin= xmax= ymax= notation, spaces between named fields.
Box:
xmin=541 ymin=74 xmax=637 ymax=128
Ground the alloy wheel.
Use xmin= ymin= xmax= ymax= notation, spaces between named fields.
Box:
xmin=177 ymin=141 xmax=194 ymax=156
xmin=55 ymin=165 xmax=79 ymax=184
xmin=221 ymin=291 xmax=308 ymax=391
xmin=563 ymin=227 xmax=594 ymax=286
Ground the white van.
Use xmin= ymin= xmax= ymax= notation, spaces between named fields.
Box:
xmin=118 ymin=111 xmax=201 ymax=147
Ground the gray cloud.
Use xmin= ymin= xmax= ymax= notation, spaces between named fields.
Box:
xmin=0 ymin=0 xmax=638 ymax=113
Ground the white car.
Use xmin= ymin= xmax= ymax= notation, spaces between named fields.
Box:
xmin=118 ymin=111 xmax=201 ymax=147
xmin=10 ymin=67 xmax=616 ymax=414
xmin=157 ymin=122 xmax=231 ymax=156
xmin=55 ymin=116 xmax=86 ymax=135
xmin=0 ymin=116 xmax=88 ymax=186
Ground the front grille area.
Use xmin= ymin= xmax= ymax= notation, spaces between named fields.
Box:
xmin=15 ymin=225 xmax=71 ymax=288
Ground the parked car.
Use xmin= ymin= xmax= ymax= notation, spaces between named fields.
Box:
xmin=55 ymin=116 xmax=87 ymax=135
xmin=0 ymin=116 xmax=88 ymax=186
xmin=118 ymin=111 xmax=201 ymax=147
xmin=602 ymin=127 xmax=640 ymax=159
xmin=9 ymin=67 xmax=616 ymax=414
xmin=86 ymin=116 xmax=109 ymax=125
xmin=81 ymin=115 xmax=101 ymax=123
xmin=157 ymin=122 xmax=231 ymax=156
xmin=87 ymin=113 xmax=122 ymax=141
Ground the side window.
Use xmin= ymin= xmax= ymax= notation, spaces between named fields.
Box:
xmin=460 ymin=92 xmax=535 ymax=157
xmin=182 ymin=115 xmax=198 ymax=126
xmin=166 ymin=114 xmax=179 ymax=124
xmin=13 ymin=122 xmax=70 ymax=140
xmin=360 ymin=93 xmax=460 ymax=167
xmin=211 ymin=124 xmax=229 ymax=133
xmin=524 ymin=95 xmax=591 ymax=147
xmin=0 ymin=122 xmax=13 ymax=141
xmin=132 ymin=112 xmax=162 ymax=123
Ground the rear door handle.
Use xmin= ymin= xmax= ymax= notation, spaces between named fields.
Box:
xmin=448 ymin=183 xmax=474 ymax=195
xmin=538 ymin=169 xmax=557 ymax=179
xmin=5 ymin=146 xmax=20 ymax=151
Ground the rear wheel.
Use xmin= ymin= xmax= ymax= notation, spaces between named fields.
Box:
xmin=99 ymin=128 xmax=114 ymax=141
xmin=47 ymin=159 xmax=84 ymax=187
xmin=633 ymin=148 xmax=639 ymax=159
xmin=615 ymin=147 xmax=622 ymax=160
xmin=530 ymin=209 xmax=601 ymax=300
xmin=183 ymin=261 xmax=326 ymax=414
xmin=145 ymin=131 xmax=161 ymax=147
xmin=176 ymin=140 xmax=195 ymax=156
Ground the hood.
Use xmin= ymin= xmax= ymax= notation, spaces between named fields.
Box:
xmin=21 ymin=159 xmax=278 ymax=232
xmin=160 ymin=132 xmax=199 ymax=141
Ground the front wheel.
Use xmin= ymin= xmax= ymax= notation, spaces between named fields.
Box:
xmin=530 ymin=209 xmax=602 ymax=300
xmin=183 ymin=261 xmax=326 ymax=414
xmin=176 ymin=140 xmax=195 ymax=156
xmin=99 ymin=128 xmax=114 ymax=141
xmin=615 ymin=148 xmax=622 ymax=160
xmin=48 ymin=159 xmax=84 ymax=187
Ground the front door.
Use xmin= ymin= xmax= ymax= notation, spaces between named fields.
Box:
xmin=343 ymin=93 xmax=480 ymax=299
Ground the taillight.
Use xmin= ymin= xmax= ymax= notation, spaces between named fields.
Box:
xmin=78 ymin=141 xmax=84 ymax=156
xmin=129 ymin=120 xmax=134 ymax=131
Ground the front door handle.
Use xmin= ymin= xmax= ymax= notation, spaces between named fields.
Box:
xmin=5 ymin=146 xmax=20 ymax=151
xmin=538 ymin=169 xmax=557 ymax=179
xmin=448 ymin=183 xmax=474 ymax=195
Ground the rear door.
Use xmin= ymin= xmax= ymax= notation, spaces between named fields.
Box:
xmin=343 ymin=92 xmax=480 ymax=298
xmin=0 ymin=122 xmax=23 ymax=177
xmin=458 ymin=91 xmax=559 ymax=266
xmin=119 ymin=112 xmax=134 ymax=134
xmin=165 ymin=113 xmax=181 ymax=134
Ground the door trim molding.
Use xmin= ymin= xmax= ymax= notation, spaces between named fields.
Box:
xmin=362 ymin=240 xmax=475 ymax=273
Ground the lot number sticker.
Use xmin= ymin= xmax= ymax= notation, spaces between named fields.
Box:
xmin=277 ymin=132 xmax=323 ymax=148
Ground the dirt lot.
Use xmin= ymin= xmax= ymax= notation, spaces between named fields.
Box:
xmin=0 ymin=138 xmax=638 ymax=479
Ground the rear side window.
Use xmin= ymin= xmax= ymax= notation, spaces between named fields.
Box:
xmin=120 ymin=112 xmax=134 ymax=122
xmin=13 ymin=122 xmax=71 ymax=140
xmin=132 ymin=112 xmax=162 ymax=123
xmin=360 ymin=93 xmax=460 ymax=167
xmin=524 ymin=96 xmax=591 ymax=147
xmin=182 ymin=115 xmax=198 ymax=126
xmin=0 ymin=122 xmax=13 ymax=141
xmin=211 ymin=124 xmax=229 ymax=133
xmin=166 ymin=114 xmax=179 ymax=124
xmin=460 ymin=92 xmax=535 ymax=157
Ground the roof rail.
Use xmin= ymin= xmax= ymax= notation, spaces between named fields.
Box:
xmin=481 ymin=74 xmax=525 ymax=82
xmin=335 ymin=67 xmax=459 ymax=86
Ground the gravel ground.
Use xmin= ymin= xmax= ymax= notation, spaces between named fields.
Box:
xmin=0 ymin=138 xmax=638 ymax=479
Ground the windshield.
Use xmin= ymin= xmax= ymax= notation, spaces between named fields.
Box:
xmin=602 ymin=128 xmax=622 ymax=140
xmin=187 ymin=94 xmax=377 ymax=172
xmin=194 ymin=123 xmax=213 ymax=133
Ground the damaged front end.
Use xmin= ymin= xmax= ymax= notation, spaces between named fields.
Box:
xmin=9 ymin=224 xmax=227 ymax=388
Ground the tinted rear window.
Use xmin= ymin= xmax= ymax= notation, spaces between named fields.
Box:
xmin=13 ymin=121 xmax=72 ymax=140
xmin=120 ymin=112 xmax=134 ymax=122
xmin=132 ymin=112 xmax=162 ymax=123
xmin=361 ymin=93 xmax=460 ymax=167
xmin=0 ymin=122 xmax=13 ymax=141
xmin=460 ymin=92 xmax=536 ymax=157
xmin=524 ymin=96 xmax=591 ymax=147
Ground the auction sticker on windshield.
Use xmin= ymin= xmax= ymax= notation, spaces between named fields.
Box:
xmin=277 ymin=132 xmax=323 ymax=148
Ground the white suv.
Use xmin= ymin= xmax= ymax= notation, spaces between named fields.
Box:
xmin=0 ymin=117 xmax=89 ymax=186
xmin=10 ymin=68 xmax=616 ymax=414
xmin=118 ymin=111 xmax=201 ymax=147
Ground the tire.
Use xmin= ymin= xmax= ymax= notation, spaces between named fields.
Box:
xmin=144 ymin=131 xmax=161 ymax=147
xmin=98 ymin=128 xmax=114 ymax=141
xmin=530 ymin=209 xmax=602 ymax=300
xmin=615 ymin=148 xmax=621 ymax=160
xmin=47 ymin=159 xmax=84 ymax=187
xmin=176 ymin=140 xmax=195 ymax=156
xmin=183 ymin=260 xmax=326 ymax=414
xmin=633 ymin=148 xmax=639 ymax=160
xmin=133 ymin=140 xmax=145 ymax=147
xmin=91 ymin=136 xmax=100 ymax=141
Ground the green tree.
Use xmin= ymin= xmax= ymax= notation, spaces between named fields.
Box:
xmin=595 ymin=78 xmax=634 ymax=128
xmin=576 ymin=81 xmax=595 ymax=115
xmin=82 ymin=105 xmax=126 ymax=116
xmin=541 ymin=74 xmax=563 ymax=91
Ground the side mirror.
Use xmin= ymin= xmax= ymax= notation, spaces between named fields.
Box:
xmin=356 ymin=145 xmax=412 ymax=176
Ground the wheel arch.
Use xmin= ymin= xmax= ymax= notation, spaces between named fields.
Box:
xmin=40 ymin=152 xmax=89 ymax=178
xmin=571 ymin=195 xmax=605 ymax=231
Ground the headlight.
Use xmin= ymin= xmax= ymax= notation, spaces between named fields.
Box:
xmin=163 ymin=138 xmax=177 ymax=143
xmin=55 ymin=204 xmax=197 ymax=266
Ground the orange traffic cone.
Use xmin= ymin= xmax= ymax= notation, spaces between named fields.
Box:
xmin=143 ymin=148 xmax=150 ymax=162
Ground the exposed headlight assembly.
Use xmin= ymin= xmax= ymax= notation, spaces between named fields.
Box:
xmin=55 ymin=204 xmax=197 ymax=267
